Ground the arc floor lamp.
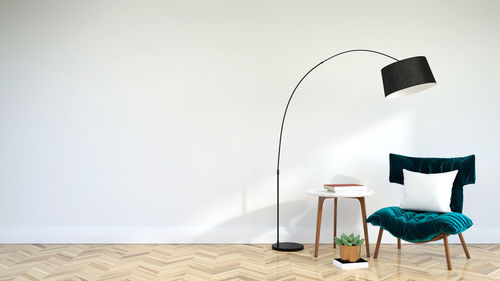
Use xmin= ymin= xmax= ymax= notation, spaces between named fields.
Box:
xmin=273 ymin=49 xmax=436 ymax=252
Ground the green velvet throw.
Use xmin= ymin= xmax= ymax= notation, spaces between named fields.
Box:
xmin=389 ymin=153 xmax=475 ymax=213
xmin=366 ymin=206 xmax=473 ymax=242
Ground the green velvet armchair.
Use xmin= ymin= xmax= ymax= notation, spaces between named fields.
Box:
xmin=366 ymin=153 xmax=475 ymax=270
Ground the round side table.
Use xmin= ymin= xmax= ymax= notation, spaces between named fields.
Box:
xmin=307 ymin=187 xmax=375 ymax=258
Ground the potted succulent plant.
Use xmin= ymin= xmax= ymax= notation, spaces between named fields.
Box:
xmin=335 ymin=233 xmax=365 ymax=262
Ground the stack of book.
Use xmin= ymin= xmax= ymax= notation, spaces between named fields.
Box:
xmin=333 ymin=258 xmax=369 ymax=269
xmin=323 ymin=184 xmax=367 ymax=193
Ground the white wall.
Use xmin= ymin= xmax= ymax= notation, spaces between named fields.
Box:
xmin=0 ymin=0 xmax=499 ymax=244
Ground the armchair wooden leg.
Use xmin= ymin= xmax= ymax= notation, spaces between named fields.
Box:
xmin=374 ymin=227 xmax=383 ymax=259
xmin=397 ymin=238 xmax=401 ymax=249
xmin=458 ymin=233 xmax=471 ymax=258
xmin=443 ymin=235 xmax=452 ymax=270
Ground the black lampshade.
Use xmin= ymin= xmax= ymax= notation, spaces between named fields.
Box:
xmin=381 ymin=56 xmax=436 ymax=98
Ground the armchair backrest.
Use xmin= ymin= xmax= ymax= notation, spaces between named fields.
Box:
xmin=389 ymin=153 xmax=476 ymax=213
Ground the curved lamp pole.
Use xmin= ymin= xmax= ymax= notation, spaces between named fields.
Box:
xmin=273 ymin=49 xmax=436 ymax=252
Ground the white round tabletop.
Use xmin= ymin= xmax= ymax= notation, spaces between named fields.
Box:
xmin=306 ymin=188 xmax=375 ymax=198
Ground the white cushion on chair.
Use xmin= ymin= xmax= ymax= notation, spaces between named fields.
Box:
xmin=400 ymin=169 xmax=458 ymax=213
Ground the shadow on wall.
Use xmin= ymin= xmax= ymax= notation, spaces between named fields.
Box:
xmin=189 ymin=200 xmax=309 ymax=243
xmin=188 ymin=179 xmax=373 ymax=244
xmin=184 ymin=111 xmax=416 ymax=243
xmin=167 ymin=105 xmax=417 ymax=244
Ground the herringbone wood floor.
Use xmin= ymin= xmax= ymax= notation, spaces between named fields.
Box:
xmin=0 ymin=244 xmax=499 ymax=281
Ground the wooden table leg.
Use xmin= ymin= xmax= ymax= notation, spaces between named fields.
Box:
xmin=357 ymin=197 xmax=370 ymax=257
xmin=314 ymin=197 xmax=326 ymax=258
xmin=333 ymin=197 xmax=338 ymax=248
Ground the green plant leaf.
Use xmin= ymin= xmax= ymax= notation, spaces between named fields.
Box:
xmin=341 ymin=238 xmax=348 ymax=245
xmin=358 ymin=238 xmax=365 ymax=245
xmin=349 ymin=233 xmax=354 ymax=241
xmin=345 ymin=242 xmax=352 ymax=246
xmin=341 ymin=234 xmax=348 ymax=240
xmin=352 ymin=236 xmax=358 ymax=245
xmin=334 ymin=237 xmax=342 ymax=245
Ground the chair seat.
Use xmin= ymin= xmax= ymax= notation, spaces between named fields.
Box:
xmin=366 ymin=206 xmax=473 ymax=242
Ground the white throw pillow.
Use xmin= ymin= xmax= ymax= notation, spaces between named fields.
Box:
xmin=399 ymin=169 xmax=458 ymax=213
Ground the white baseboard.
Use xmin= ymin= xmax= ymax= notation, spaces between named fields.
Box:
xmin=283 ymin=226 xmax=500 ymax=245
xmin=0 ymin=226 xmax=498 ymax=244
